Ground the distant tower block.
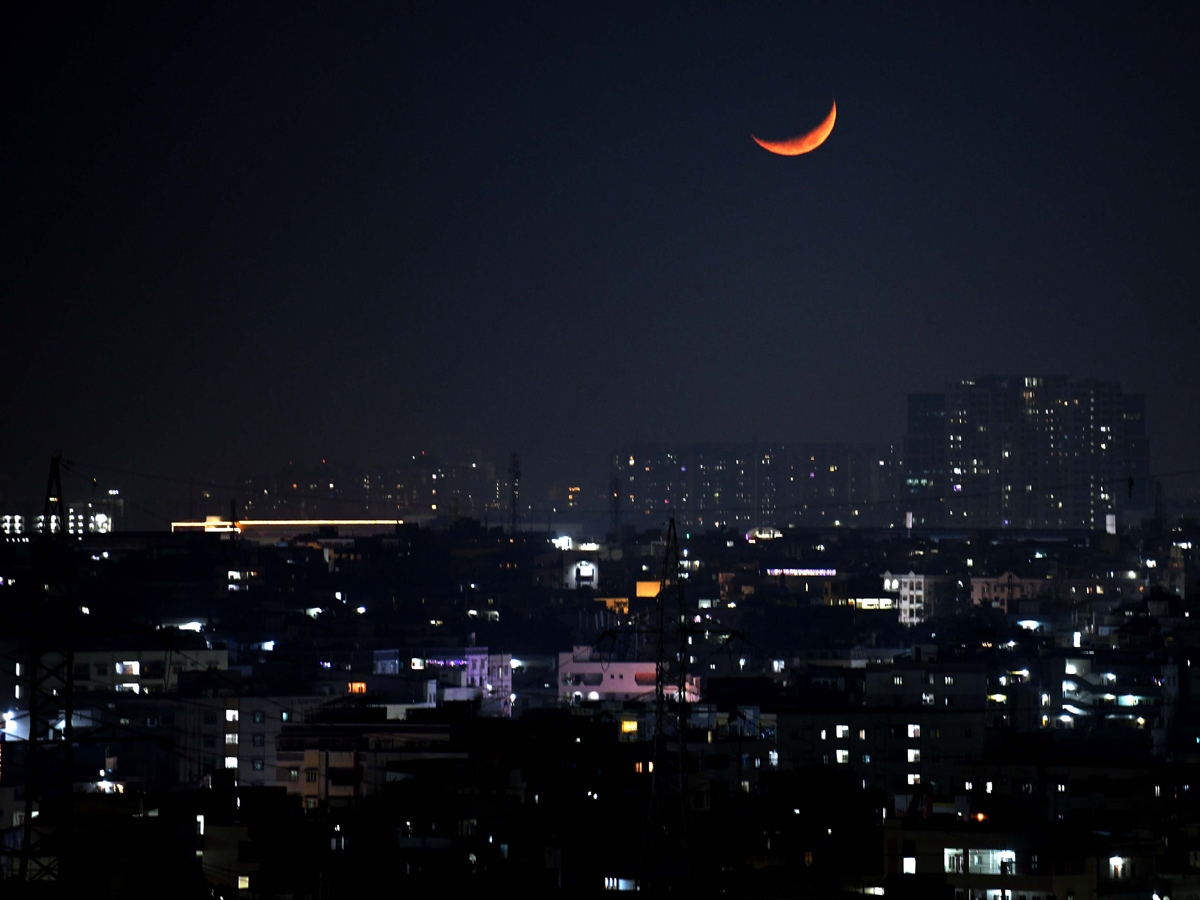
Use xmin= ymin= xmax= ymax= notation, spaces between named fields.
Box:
xmin=508 ymin=452 xmax=521 ymax=534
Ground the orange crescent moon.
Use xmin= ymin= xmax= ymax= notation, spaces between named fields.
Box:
xmin=752 ymin=100 xmax=837 ymax=156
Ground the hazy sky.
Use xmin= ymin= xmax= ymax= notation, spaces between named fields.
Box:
xmin=4 ymin=2 xmax=1198 ymax=509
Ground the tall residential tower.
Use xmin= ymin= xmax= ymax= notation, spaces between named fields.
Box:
xmin=904 ymin=377 xmax=1149 ymax=529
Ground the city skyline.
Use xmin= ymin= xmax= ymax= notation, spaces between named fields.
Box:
xmin=0 ymin=373 xmax=1163 ymax=536
xmin=4 ymin=5 xmax=1199 ymax=515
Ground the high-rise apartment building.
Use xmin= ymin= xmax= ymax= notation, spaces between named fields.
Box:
xmin=616 ymin=442 xmax=901 ymax=530
xmin=904 ymin=377 xmax=1148 ymax=529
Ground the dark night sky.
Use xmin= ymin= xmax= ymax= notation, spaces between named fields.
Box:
xmin=4 ymin=2 xmax=1199 ymax=510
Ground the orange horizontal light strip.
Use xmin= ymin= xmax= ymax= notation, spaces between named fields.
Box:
xmin=171 ymin=519 xmax=403 ymax=533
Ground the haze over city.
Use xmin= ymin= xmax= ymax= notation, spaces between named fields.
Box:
xmin=4 ymin=3 xmax=1198 ymax=511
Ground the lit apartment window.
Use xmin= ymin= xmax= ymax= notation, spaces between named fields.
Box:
xmin=348 ymin=682 xmax=366 ymax=694
xmin=836 ymin=725 xmax=849 ymax=739
xmin=225 ymin=734 xmax=238 ymax=745
xmin=944 ymin=675 xmax=955 ymax=686
xmin=922 ymin=693 xmax=934 ymax=705
xmin=907 ymin=749 xmax=921 ymax=763
xmin=893 ymin=675 xmax=904 ymax=686
xmin=115 ymin=661 xmax=140 ymax=676
xmin=224 ymin=756 xmax=238 ymax=769
xmin=836 ymin=750 xmax=849 ymax=764
xmin=903 ymin=857 xmax=916 ymax=874
xmin=1057 ymin=783 xmax=1066 ymax=793
xmin=907 ymin=773 xmax=920 ymax=785
xmin=859 ymin=729 xmax=867 ymax=740
xmin=288 ymin=768 xmax=299 ymax=783
xmin=986 ymin=781 xmax=993 ymax=794
xmin=907 ymin=724 xmax=920 ymax=739
xmin=226 ymin=710 xmax=239 ymax=723
xmin=281 ymin=711 xmax=291 ymax=722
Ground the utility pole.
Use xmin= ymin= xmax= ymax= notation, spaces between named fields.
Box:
xmin=18 ymin=455 xmax=76 ymax=891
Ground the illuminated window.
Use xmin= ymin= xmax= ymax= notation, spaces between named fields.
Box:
xmin=903 ymin=857 xmax=916 ymax=874
xmin=907 ymin=749 xmax=921 ymax=763
xmin=115 ymin=661 xmax=140 ymax=676
xmin=225 ymin=733 xmax=238 ymax=745
xmin=281 ymin=711 xmax=291 ymax=722
xmin=348 ymin=682 xmax=366 ymax=694
xmin=836 ymin=725 xmax=849 ymax=738
xmin=224 ymin=756 xmax=238 ymax=769
xmin=907 ymin=773 xmax=920 ymax=785
xmin=238 ymin=875 xmax=249 ymax=889
xmin=922 ymin=693 xmax=934 ymax=705
xmin=836 ymin=750 xmax=849 ymax=764
xmin=621 ymin=720 xmax=638 ymax=734
xmin=859 ymin=729 xmax=867 ymax=740
xmin=944 ymin=675 xmax=955 ymax=686
xmin=225 ymin=709 xmax=239 ymax=723
xmin=288 ymin=768 xmax=299 ymax=782
xmin=907 ymin=724 xmax=920 ymax=738
xmin=893 ymin=675 xmax=904 ymax=686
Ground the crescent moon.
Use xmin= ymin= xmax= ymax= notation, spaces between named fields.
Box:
xmin=752 ymin=100 xmax=837 ymax=156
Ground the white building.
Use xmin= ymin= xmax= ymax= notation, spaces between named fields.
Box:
xmin=883 ymin=570 xmax=927 ymax=626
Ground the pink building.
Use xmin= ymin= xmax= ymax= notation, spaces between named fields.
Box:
xmin=971 ymin=571 xmax=1045 ymax=613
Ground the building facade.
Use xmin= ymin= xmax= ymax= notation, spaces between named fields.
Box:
xmin=904 ymin=377 xmax=1149 ymax=529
